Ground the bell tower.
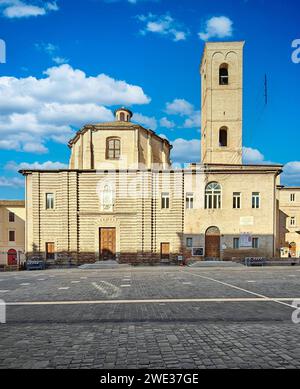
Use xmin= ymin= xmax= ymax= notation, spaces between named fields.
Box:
xmin=200 ymin=41 xmax=244 ymax=164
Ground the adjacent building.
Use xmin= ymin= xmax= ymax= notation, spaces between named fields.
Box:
xmin=277 ymin=187 xmax=300 ymax=258
xmin=0 ymin=200 xmax=25 ymax=267
xmin=20 ymin=41 xmax=299 ymax=265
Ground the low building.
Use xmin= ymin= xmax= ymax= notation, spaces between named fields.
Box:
xmin=0 ymin=200 xmax=25 ymax=266
xmin=277 ymin=187 xmax=300 ymax=258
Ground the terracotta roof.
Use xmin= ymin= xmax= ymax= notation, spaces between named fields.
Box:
xmin=68 ymin=122 xmax=172 ymax=149
xmin=189 ymin=162 xmax=283 ymax=174
xmin=0 ymin=200 xmax=25 ymax=206
xmin=277 ymin=186 xmax=300 ymax=190
xmin=114 ymin=107 xmax=133 ymax=117
xmin=20 ymin=165 xmax=281 ymax=175
xmin=93 ymin=121 xmax=137 ymax=127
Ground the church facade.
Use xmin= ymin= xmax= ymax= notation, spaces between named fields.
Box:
xmin=20 ymin=41 xmax=300 ymax=265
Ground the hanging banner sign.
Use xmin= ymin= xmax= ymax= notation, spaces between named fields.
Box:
xmin=240 ymin=232 xmax=252 ymax=248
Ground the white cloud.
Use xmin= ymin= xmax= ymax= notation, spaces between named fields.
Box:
xmin=242 ymin=147 xmax=265 ymax=164
xmin=183 ymin=110 xmax=201 ymax=129
xmin=39 ymin=64 xmax=150 ymax=105
xmin=165 ymin=99 xmax=194 ymax=116
xmin=128 ymin=0 xmax=151 ymax=3
xmin=281 ymin=162 xmax=300 ymax=186
xmin=158 ymin=133 xmax=168 ymax=140
xmin=35 ymin=42 xmax=69 ymax=64
xmin=137 ymin=13 xmax=188 ymax=42
xmin=0 ymin=139 xmax=19 ymax=150
xmin=132 ymin=113 xmax=157 ymax=130
xmin=198 ymin=16 xmax=233 ymax=41
xmin=35 ymin=42 xmax=57 ymax=54
xmin=52 ymin=56 xmax=69 ymax=65
xmin=0 ymin=176 xmax=24 ymax=187
xmin=105 ymin=0 xmax=156 ymax=3
xmin=0 ymin=64 xmax=150 ymax=153
xmin=45 ymin=1 xmax=58 ymax=11
xmin=6 ymin=160 xmax=68 ymax=171
xmin=22 ymin=142 xmax=48 ymax=154
xmin=0 ymin=1 xmax=59 ymax=19
xmin=243 ymin=147 xmax=300 ymax=186
xmin=171 ymin=138 xmax=200 ymax=164
xmin=171 ymin=143 xmax=300 ymax=188
xmin=159 ymin=117 xmax=175 ymax=129
xmin=37 ymin=103 xmax=113 ymax=126
xmin=165 ymin=99 xmax=200 ymax=129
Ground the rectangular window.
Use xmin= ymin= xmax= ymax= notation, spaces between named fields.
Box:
xmin=46 ymin=193 xmax=54 ymax=210
xmin=233 ymin=238 xmax=240 ymax=249
xmin=186 ymin=238 xmax=193 ymax=248
xmin=205 ymin=193 xmax=221 ymax=209
xmin=186 ymin=193 xmax=194 ymax=209
xmin=233 ymin=192 xmax=241 ymax=209
xmin=290 ymin=193 xmax=296 ymax=202
xmin=46 ymin=242 xmax=55 ymax=260
xmin=107 ymin=138 xmax=120 ymax=159
xmin=252 ymin=238 xmax=259 ymax=249
xmin=9 ymin=211 xmax=15 ymax=222
xmin=252 ymin=192 xmax=260 ymax=209
xmin=9 ymin=230 xmax=15 ymax=242
xmin=290 ymin=217 xmax=296 ymax=226
xmin=161 ymin=192 xmax=170 ymax=209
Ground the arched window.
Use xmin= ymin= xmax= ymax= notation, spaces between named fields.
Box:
xmin=205 ymin=182 xmax=221 ymax=209
xmin=219 ymin=64 xmax=229 ymax=85
xmin=106 ymin=137 xmax=120 ymax=159
xmin=219 ymin=127 xmax=228 ymax=147
xmin=120 ymin=112 xmax=125 ymax=121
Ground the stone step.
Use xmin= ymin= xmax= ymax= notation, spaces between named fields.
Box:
xmin=79 ymin=260 xmax=131 ymax=269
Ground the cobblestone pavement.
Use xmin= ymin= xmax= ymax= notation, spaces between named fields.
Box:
xmin=0 ymin=266 xmax=300 ymax=369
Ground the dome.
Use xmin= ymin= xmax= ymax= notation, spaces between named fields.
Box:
xmin=114 ymin=107 xmax=133 ymax=122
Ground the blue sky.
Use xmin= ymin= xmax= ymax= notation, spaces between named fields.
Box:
xmin=0 ymin=0 xmax=299 ymax=199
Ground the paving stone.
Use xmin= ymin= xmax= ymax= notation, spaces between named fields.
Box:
xmin=1 ymin=267 xmax=300 ymax=368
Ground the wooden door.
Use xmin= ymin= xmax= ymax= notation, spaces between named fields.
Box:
xmin=46 ymin=242 xmax=55 ymax=260
xmin=205 ymin=227 xmax=221 ymax=259
xmin=7 ymin=249 xmax=17 ymax=265
xmin=100 ymin=228 xmax=116 ymax=261
xmin=160 ymin=242 xmax=170 ymax=260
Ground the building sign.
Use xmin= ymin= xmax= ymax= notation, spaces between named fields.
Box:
xmin=240 ymin=216 xmax=254 ymax=226
xmin=192 ymin=247 xmax=204 ymax=256
xmin=240 ymin=233 xmax=252 ymax=248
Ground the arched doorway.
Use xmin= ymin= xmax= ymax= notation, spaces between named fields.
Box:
xmin=289 ymin=242 xmax=297 ymax=258
xmin=7 ymin=249 xmax=17 ymax=265
xmin=205 ymin=227 xmax=221 ymax=259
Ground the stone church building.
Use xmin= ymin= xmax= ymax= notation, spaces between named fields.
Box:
xmin=21 ymin=41 xmax=300 ymax=265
